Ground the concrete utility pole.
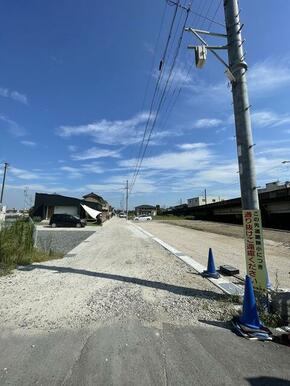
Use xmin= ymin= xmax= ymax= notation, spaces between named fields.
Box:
xmin=0 ymin=162 xmax=9 ymax=205
xmin=204 ymin=188 xmax=207 ymax=205
xmin=224 ymin=0 xmax=259 ymax=211
xmin=185 ymin=0 xmax=269 ymax=291
xmin=125 ymin=180 xmax=129 ymax=220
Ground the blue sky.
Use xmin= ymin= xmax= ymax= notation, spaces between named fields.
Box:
xmin=1 ymin=0 xmax=290 ymax=209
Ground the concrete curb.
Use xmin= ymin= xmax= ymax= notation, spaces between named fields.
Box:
xmin=132 ymin=224 xmax=244 ymax=296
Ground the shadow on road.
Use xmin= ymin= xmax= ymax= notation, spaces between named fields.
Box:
xmin=198 ymin=319 xmax=232 ymax=330
xmin=18 ymin=264 xmax=226 ymax=301
xmin=246 ymin=377 xmax=290 ymax=386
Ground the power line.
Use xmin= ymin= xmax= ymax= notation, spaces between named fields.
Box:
xmin=130 ymin=3 xmax=191 ymax=192
xmin=167 ymin=0 xmax=225 ymax=28
xmin=129 ymin=0 xmax=223 ymax=194
xmin=128 ymin=1 xmax=168 ymax=161
xmin=130 ymin=1 xmax=181 ymax=190
xmin=156 ymin=0 xmax=223 ymax=134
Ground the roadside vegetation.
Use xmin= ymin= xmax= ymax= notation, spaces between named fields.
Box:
xmin=0 ymin=219 xmax=63 ymax=276
xmin=153 ymin=215 xmax=192 ymax=221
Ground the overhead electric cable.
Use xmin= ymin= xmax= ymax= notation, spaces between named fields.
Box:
xmin=130 ymin=3 xmax=191 ymax=192
xmin=130 ymin=1 xmax=180 ymax=191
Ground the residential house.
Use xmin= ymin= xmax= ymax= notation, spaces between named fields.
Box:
xmin=135 ymin=204 xmax=157 ymax=217
xmin=33 ymin=192 xmax=110 ymax=221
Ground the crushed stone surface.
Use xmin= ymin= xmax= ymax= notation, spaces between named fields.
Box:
xmin=138 ymin=220 xmax=290 ymax=290
xmin=0 ymin=218 xmax=235 ymax=331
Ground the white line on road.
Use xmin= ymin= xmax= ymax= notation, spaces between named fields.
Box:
xmin=132 ymin=224 xmax=244 ymax=296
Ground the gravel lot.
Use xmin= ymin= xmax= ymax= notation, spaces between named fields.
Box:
xmin=137 ymin=221 xmax=290 ymax=289
xmin=0 ymin=218 xmax=235 ymax=331
xmin=156 ymin=219 xmax=290 ymax=247
xmin=35 ymin=226 xmax=96 ymax=254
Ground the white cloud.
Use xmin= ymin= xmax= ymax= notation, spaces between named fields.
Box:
xmin=120 ymin=147 xmax=213 ymax=171
xmin=193 ymin=118 xmax=223 ymax=129
xmin=71 ymin=147 xmax=121 ymax=161
xmin=8 ymin=166 xmax=61 ymax=182
xmin=256 ymin=147 xmax=290 ymax=156
xmin=9 ymin=167 xmax=40 ymax=180
xmin=60 ymin=166 xmax=83 ymax=179
xmin=0 ymin=114 xmax=25 ymax=137
xmin=252 ymin=110 xmax=290 ymax=128
xmin=177 ymin=143 xmax=208 ymax=150
xmin=187 ymin=57 xmax=290 ymax=106
xmin=87 ymin=175 xmax=157 ymax=194
xmin=21 ymin=140 xmax=36 ymax=146
xmin=215 ymin=127 xmax=227 ymax=134
xmin=248 ymin=59 xmax=290 ymax=93
xmin=81 ymin=162 xmax=106 ymax=174
xmin=0 ymin=87 xmax=28 ymax=104
xmin=258 ymin=138 xmax=290 ymax=146
xmin=6 ymin=183 xmax=71 ymax=193
xmin=192 ymin=162 xmax=239 ymax=185
xmin=68 ymin=145 xmax=77 ymax=152
xmin=60 ymin=163 xmax=105 ymax=178
xmin=57 ymin=112 xmax=155 ymax=146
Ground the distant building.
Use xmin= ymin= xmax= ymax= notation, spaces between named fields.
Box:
xmin=82 ymin=192 xmax=111 ymax=219
xmin=258 ymin=181 xmax=290 ymax=194
xmin=33 ymin=192 xmax=111 ymax=221
xmin=187 ymin=196 xmax=225 ymax=207
xmin=135 ymin=205 xmax=157 ymax=217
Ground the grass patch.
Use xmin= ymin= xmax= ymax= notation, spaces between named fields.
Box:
xmin=0 ymin=219 xmax=64 ymax=276
xmin=153 ymin=215 xmax=188 ymax=221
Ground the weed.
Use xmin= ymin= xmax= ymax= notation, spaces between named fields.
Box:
xmin=259 ymin=310 xmax=284 ymax=328
xmin=0 ymin=219 xmax=64 ymax=275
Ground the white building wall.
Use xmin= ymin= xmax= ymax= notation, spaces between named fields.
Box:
xmin=187 ymin=196 xmax=225 ymax=207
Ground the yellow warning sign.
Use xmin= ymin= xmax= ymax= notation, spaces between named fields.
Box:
xmin=242 ymin=210 xmax=268 ymax=290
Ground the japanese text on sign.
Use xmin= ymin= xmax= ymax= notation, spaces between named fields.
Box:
xmin=243 ymin=210 xmax=268 ymax=290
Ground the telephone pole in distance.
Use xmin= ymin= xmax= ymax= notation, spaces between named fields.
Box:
xmin=125 ymin=180 xmax=129 ymax=220
xmin=0 ymin=162 xmax=9 ymax=205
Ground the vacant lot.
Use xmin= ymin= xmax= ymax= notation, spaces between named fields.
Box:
xmin=155 ymin=219 xmax=290 ymax=247
xmin=137 ymin=220 xmax=290 ymax=289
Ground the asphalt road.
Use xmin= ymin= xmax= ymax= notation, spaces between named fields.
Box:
xmin=0 ymin=218 xmax=289 ymax=385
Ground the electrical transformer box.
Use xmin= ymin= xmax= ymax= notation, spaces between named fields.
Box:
xmin=195 ymin=45 xmax=207 ymax=69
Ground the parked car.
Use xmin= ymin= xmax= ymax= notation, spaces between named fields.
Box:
xmin=118 ymin=213 xmax=126 ymax=218
xmin=49 ymin=214 xmax=86 ymax=228
xmin=134 ymin=215 xmax=152 ymax=221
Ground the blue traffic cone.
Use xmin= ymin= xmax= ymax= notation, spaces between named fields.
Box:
xmin=202 ymin=248 xmax=220 ymax=279
xmin=239 ymin=275 xmax=262 ymax=330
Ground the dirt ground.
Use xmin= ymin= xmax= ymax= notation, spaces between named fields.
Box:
xmin=156 ymin=219 xmax=290 ymax=247
xmin=137 ymin=220 xmax=290 ymax=290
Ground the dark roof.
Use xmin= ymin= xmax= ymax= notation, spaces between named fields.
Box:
xmin=33 ymin=192 xmax=103 ymax=214
xmin=83 ymin=192 xmax=107 ymax=204
xmin=34 ymin=193 xmax=81 ymax=207
xmin=135 ymin=205 xmax=156 ymax=209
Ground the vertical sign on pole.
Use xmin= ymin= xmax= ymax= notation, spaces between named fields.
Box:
xmin=243 ymin=210 xmax=268 ymax=290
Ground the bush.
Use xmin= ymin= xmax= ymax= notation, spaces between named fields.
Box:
xmin=0 ymin=219 xmax=63 ymax=275
xmin=0 ymin=219 xmax=34 ymax=267
xmin=32 ymin=216 xmax=42 ymax=223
